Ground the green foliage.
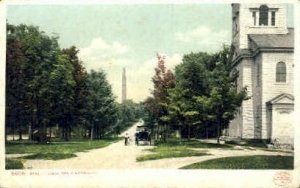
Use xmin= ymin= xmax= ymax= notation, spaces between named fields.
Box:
xmin=6 ymin=23 xmax=119 ymax=142
xmin=85 ymin=70 xmax=118 ymax=139
xmin=164 ymin=46 xmax=247 ymax=141
xmin=180 ymin=155 xmax=294 ymax=169
xmin=6 ymin=24 xmax=78 ymax=142
xmin=5 ymin=159 xmax=24 ymax=169
xmin=144 ymin=54 xmax=175 ymax=142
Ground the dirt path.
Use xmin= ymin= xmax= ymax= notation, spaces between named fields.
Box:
xmin=23 ymin=121 xmax=292 ymax=169
xmin=24 ymin=121 xmax=153 ymax=169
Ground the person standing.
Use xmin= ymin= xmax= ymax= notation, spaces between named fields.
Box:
xmin=124 ymin=132 xmax=129 ymax=146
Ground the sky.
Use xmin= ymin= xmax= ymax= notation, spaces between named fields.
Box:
xmin=7 ymin=4 xmax=294 ymax=103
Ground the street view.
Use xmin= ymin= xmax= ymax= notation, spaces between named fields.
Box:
xmin=5 ymin=3 xmax=294 ymax=171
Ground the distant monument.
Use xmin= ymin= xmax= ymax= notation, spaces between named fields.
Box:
xmin=122 ymin=68 xmax=127 ymax=103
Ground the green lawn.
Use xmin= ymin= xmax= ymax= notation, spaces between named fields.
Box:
xmin=6 ymin=158 xmax=24 ymax=169
xmin=136 ymin=138 xmax=232 ymax=162
xmin=155 ymin=138 xmax=233 ymax=149
xmin=137 ymin=146 xmax=209 ymax=162
xmin=6 ymin=138 xmax=120 ymax=160
xmin=180 ymin=155 xmax=294 ymax=169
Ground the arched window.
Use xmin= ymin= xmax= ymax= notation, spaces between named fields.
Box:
xmin=276 ymin=62 xmax=286 ymax=82
xmin=259 ymin=5 xmax=269 ymax=26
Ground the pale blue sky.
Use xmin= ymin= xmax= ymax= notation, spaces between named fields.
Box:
xmin=7 ymin=4 xmax=294 ymax=102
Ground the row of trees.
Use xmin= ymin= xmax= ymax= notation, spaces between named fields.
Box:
xmin=144 ymin=48 xmax=248 ymax=143
xmin=6 ymin=24 xmax=141 ymax=142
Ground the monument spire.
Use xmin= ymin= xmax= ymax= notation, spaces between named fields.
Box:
xmin=122 ymin=67 xmax=127 ymax=103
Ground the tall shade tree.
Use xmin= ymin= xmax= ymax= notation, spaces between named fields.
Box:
xmin=86 ymin=70 xmax=118 ymax=140
xmin=144 ymin=54 xmax=175 ymax=142
xmin=199 ymin=47 xmax=247 ymax=143
xmin=166 ymin=46 xmax=247 ymax=142
xmin=167 ymin=52 xmax=212 ymax=139
xmin=6 ymin=23 xmax=124 ymax=142
xmin=6 ymin=24 xmax=77 ymax=142
xmin=62 ymin=46 xmax=89 ymax=138
xmin=6 ymin=36 xmax=27 ymax=141
xmin=46 ymin=55 xmax=76 ymax=141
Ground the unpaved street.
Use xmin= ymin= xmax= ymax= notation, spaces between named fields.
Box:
xmin=24 ymin=121 xmax=153 ymax=169
xmin=23 ymin=121 xmax=292 ymax=169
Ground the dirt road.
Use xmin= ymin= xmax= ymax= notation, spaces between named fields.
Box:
xmin=24 ymin=120 xmax=156 ymax=169
xmin=23 ymin=121 xmax=292 ymax=169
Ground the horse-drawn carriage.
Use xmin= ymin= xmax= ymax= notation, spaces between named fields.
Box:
xmin=135 ymin=125 xmax=151 ymax=145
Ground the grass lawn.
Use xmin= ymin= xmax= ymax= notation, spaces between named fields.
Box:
xmin=155 ymin=138 xmax=233 ymax=149
xmin=136 ymin=138 xmax=232 ymax=162
xmin=137 ymin=146 xmax=209 ymax=162
xmin=6 ymin=158 xmax=24 ymax=169
xmin=6 ymin=137 xmax=120 ymax=160
xmin=180 ymin=155 xmax=294 ymax=169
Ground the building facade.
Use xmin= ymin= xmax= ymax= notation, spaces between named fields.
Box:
xmin=228 ymin=4 xmax=294 ymax=145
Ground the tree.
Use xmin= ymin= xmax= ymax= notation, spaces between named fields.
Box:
xmin=166 ymin=46 xmax=247 ymax=142
xmin=114 ymin=100 xmax=144 ymax=135
xmin=199 ymin=47 xmax=247 ymax=143
xmin=62 ymin=46 xmax=89 ymax=138
xmin=46 ymin=54 xmax=76 ymax=141
xmin=6 ymin=23 xmax=123 ymax=142
xmin=6 ymin=24 xmax=78 ymax=142
xmin=86 ymin=70 xmax=118 ymax=140
xmin=144 ymin=54 xmax=175 ymax=142
xmin=166 ymin=52 xmax=212 ymax=139
xmin=6 ymin=36 xmax=27 ymax=141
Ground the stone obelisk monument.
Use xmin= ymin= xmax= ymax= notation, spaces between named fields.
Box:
xmin=122 ymin=68 xmax=127 ymax=103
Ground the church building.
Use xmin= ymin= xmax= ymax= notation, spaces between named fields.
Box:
xmin=228 ymin=4 xmax=294 ymax=145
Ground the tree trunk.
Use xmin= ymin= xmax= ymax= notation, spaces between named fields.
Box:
xmin=12 ymin=124 xmax=15 ymax=141
xmin=18 ymin=128 xmax=22 ymax=140
xmin=163 ymin=123 xmax=167 ymax=142
xmin=5 ymin=127 xmax=7 ymax=143
xmin=179 ymin=124 xmax=182 ymax=144
xmin=217 ymin=115 xmax=221 ymax=144
xmin=49 ymin=127 xmax=52 ymax=139
xmin=68 ymin=126 xmax=71 ymax=140
xmin=188 ymin=124 xmax=191 ymax=141
xmin=90 ymin=124 xmax=94 ymax=141
xmin=17 ymin=110 xmax=22 ymax=140
xmin=28 ymin=124 xmax=32 ymax=140
xmin=41 ymin=122 xmax=47 ymax=143
xmin=65 ymin=126 xmax=69 ymax=141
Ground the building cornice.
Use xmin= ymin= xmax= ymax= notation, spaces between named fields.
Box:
xmin=232 ymin=47 xmax=294 ymax=68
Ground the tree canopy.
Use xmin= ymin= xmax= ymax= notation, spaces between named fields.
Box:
xmin=5 ymin=23 xmax=129 ymax=142
xmin=145 ymin=47 xmax=247 ymax=142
